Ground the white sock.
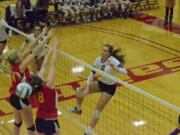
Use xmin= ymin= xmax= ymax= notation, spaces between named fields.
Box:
xmin=85 ymin=126 xmax=93 ymax=134
xmin=76 ymin=105 xmax=81 ymax=111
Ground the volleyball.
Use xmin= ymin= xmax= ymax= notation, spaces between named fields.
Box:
xmin=16 ymin=82 xmax=32 ymax=99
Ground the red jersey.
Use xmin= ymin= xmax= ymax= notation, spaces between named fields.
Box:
xmin=9 ymin=63 xmax=31 ymax=95
xmin=36 ymin=84 xmax=58 ymax=119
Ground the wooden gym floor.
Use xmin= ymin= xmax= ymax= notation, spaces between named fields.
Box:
xmin=0 ymin=0 xmax=179 ymax=135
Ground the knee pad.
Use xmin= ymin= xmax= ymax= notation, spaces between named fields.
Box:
xmin=27 ymin=124 xmax=35 ymax=132
xmin=14 ymin=121 xmax=22 ymax=128
xmin=93 ymin=109 xmax=101 ymax=120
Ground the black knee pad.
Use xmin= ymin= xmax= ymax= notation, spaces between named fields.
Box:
xmin=27 ymin=125 xmax=35 ymax=132
xmin=178 ymin=115 xmax=180 ymax=124
xmin=14 ymin=121 xmax=22 ymax=128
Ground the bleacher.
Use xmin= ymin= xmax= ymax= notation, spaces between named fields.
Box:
xmin=131 ymin=0 xmax=159 ymax=12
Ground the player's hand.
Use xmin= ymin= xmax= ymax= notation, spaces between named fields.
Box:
xmin=41 ymin=26 xmax=49 ymax=35
xmin=50 ymin=37 xmax=60 ymax=49
xmin=46 ymin=30 xmax=53 ymax=40
xmin=53 ymin=37 xmax=60 ymax=48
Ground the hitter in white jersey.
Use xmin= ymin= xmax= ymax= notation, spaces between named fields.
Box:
xmin=68 ymin=44 xmax=127 ymax=135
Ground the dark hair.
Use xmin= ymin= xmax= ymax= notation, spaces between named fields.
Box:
xmin=34 ymin=23 xmax=42 ymax=30
xmin=16 ymin=0 xmax=23 ymax=9
xmin=30 ymin=75 xmax=44 ymax=95
xmin=36 ymin=0 xmax=49 ymax=9
xmin=103 ymin=44 xmax=125 ymax=65
xmin=22 ymin=0 xmax=31 ymax=10
xmin=6 ymin=50 xmax=20 ymax=66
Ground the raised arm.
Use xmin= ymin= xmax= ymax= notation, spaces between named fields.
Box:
xmin=47 ymin=38 xmax=59 ymax=88
xmin=21 ymin=26 xmax=49 ymax=58
xmin=38 ymin=47 xmax=53 ymax=80
xmin=19 ymin=35 xmax=51 ymax=73
xmin=87 ymin=57 xmax=100 ymax=84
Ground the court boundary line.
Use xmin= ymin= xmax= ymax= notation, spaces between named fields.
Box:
xmin=79 ymin=24 xmax=180 ymax=54
xmin=73 ymin=25 xmax=179 ymax=57
xmin=132 ymin=12 xmax=180 ymax=35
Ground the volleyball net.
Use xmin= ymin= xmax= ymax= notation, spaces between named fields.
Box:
xmin=55 ymin=50 xmax=180 ymax=135
xmin=0 ymin=22 xmax=179 ymax=134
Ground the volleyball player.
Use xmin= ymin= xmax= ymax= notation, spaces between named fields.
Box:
xmin=27 ymin=38 xmax=60 ymax=135
xmin=0 ymin=14 xmax=8 ymax=63
xmin=21 ymin=24 xmax=42 ymax=51
xmin=68 ymin=44 xmax=127 ymax=135
xmin=170 ymin=115 xmax=180 ymax=135
xmin=21 ymin=24 xmax=50 ymax=74
xmin=7 ymin=28 xmax=50 ymax=135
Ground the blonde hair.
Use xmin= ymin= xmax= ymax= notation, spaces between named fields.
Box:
xmin=7 ymin=50 xmax=20 ymax=65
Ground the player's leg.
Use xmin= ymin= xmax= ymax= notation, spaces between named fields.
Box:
xmin=9 ymin=95 xmax=23 ymax=135
xmin=20 ymin=99 xmax=35 ymax=135
xmin=36 ymin=118 xmax=45 ymax=135
xmin=52 ymin=120 xmax=60 ymax=135
xmin=84 ymin=92 xmax=112 ymax=135
xmin=169 ymin=115 xmax=180 ymax=135
xmin=13 ymin=108 xmax=23 ymax=135
xmin=68 ymin=81 xmax=101 ymax=114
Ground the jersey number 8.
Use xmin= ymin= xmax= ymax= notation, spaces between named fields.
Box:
xmin=37 ymin=92 xmax=44 ymax=103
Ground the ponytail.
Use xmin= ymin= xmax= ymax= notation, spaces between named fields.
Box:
xmin=102 ymin=44 xmax=125 ymax=65
xmin=112 ymin=49 xmax=125 ymax=65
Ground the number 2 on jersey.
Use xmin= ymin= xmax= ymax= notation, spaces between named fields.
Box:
xmin=37 ymin=92 xmax=44 ymax=103
xmin=101 ymin=65 xmax=106 ymax=71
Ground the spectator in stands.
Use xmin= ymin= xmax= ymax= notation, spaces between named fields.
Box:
xmin=119 ymin=0 xmax=131 ymax=19
xmin=35 ymin=0 xmax=49 ymax=25
xmin=22 ymin=0 xmax=34 ymax=29
xmin=164 ymin=0 xmax=176 ymax=26
xmin=54 ymin=0 xmax=61 ymax=13
xmin=5 ymin=0 xmax=26 ymax=31
xmin=12 ymin=0 xmax=26 ymax=30
xmin=107 ymin=0 xmax=119 ymax=17
xmin=97 ymin=0 xmax=113 ymax=19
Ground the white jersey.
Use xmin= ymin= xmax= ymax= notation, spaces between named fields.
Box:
xmin=93 ymin=56 xmax=127 ymax=85
xmin=0 ymin=20 xmax=7 ymax=42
